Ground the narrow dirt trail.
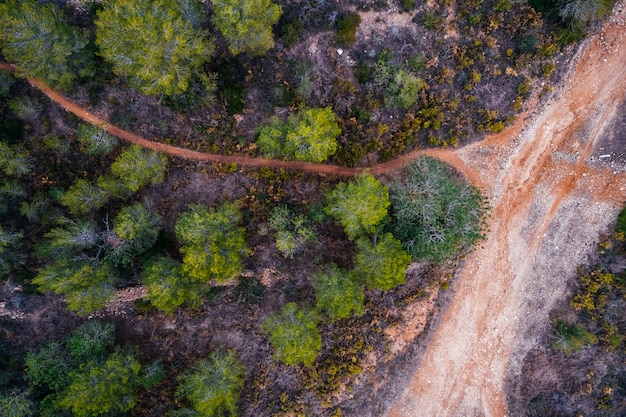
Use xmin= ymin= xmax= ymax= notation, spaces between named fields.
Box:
xmin=385 ymin=8 xmax=626 ymax=417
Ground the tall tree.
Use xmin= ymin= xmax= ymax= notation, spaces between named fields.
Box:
xmin=58 ymin=352 xmax=141 ymax=417
xmin=0 ymin=140 xmax=32 ymax=178
xmin=142 ymin=256 xmax=207 ymax=314
xmin=257 ymin=107 xmax=341 ymax=163
xmin=110 ymin=145 xmax=168 ymax=194
xmin=324 ymin=173 xmax=390 ymax=240
xmin=353 ymin=233 xmax=411 ymax=291
xmin=95 ymin=0 xmax=214 ymax=96
xmin=177 ymin=351 xmax=246 ymax=417
xmin=0 ymin=0 xmax=94 ymax=90
xmin=262 ymin=302 xmax=321 ymax=366
xmin=58 ymin=179 xmax=109 ymax=215
xmin=77 ymin=124 xmax=118 ymax=155
xmin=211 ymin=0 xmax=282 ymax=56
xmin=106 ymin=203 xmax=162 ymax=266
xmin=175 ymin=202 xmax=249 ymax=283
xmin=313 ymin=264 xmax=364 ymax=321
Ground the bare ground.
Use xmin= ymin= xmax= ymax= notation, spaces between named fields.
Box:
xmin=384 ymin=4 xmax=626 ymax=416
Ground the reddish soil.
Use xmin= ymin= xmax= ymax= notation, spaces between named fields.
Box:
xmin=385 ymin=5 xmax=626 ymax=417
xmin=2 ymin=6 xmax=626 ymax=413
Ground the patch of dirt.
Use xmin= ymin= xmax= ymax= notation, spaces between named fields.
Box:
xmin=384 ymin=3 xmax=626 ymax=417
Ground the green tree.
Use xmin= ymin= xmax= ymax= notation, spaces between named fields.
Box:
xmin=385 ymin=70 xmax=425 ymax=109
xmin=313 ymin=264 xmax=364 ymax=321
xmin=32 ymin=261 xmax=117 ymax=316
xmin=142 ymin=256 xmax=207 ymax=314
xmin=175 ymin=202 xmax=249 ymax=283
xmin=324 ymin=173 xmax=390 ymax=240
xmin=0 ymin=389 xmax=34 ymax=417
xmin=552 ymin=319 xmax=597 ymax=354
xmin=77 ymin=124 xmax=118 ymax=155
xmin=262 ymin=302 xmax=321 ymax=366
xmin=268 ymin=205 xmax=315 ymax=258
xmin=35 ymin=218 xmax=100 ymax=261
xmin=95 ymin=0 xmax=214 ymax=96
xmin=177 ymin=350 xmax=245 ymax=417
xmin=354 ymin=233 xmax=411 ymax=291
xmin=0 ymin=141 xmax=32 ymax=178
xmin=0 ymin=226 xmax=23 ymax=278
xmin=389 ymin=156 xmax=488 ymax=263
xmin=211 ymin=0 xmax=282 ymax=56
xmin=0 ymin=0 xmax=94 ymax=90
xmin=58 ymin=179 xmax=109 ymax=215
xmin=257 ymin=107 xmax=341 ymax=163
xmin=58 ymin=351 xmax=141 ymax=417
xmin=110 ymin=145 xmax=168 ymax=194
xmin=106 ymin=203 xmax=162 ymax=266
xmin=25 ymin=341 xmax=72 ymax=392
xmin=66 ymin=321 xmax=116 ymax=364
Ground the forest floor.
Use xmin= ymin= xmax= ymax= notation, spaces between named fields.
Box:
xmin=384 ymin=4 xmax=626 ymax=417
xmin=2 ymin=4 xmax=626 ymax=416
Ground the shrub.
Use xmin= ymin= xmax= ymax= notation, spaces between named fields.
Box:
xmin=335 ymin=12 xmax=361 ymax=46
xmin=25 ymin=341 xmax=72 ymax=392
xmin=385 ymin=70 xmax=426 ymax=109
xmin=552 ymin=319 xmax=597 ymax=354
xmin=58 ymin=180 xmax=109 ymax=215
xmin=268 ymin=205 xmax=316 ymax=258
xmin=389 ymin=156 xmax=489 ymax=263
xmin=106 ymin=203 xmax=162 ymax=266
xmin=66 ymin=321 xmax=115 ymax=363
xmin=262 ymin=302 xmax=321 ymax=366
xmin=110 ymin=145 xmax=168 ymax=194
xmin=0 ymin=389 xmax=34 ymax=417
xmin=353 ymin=233 xmax=411 ymax=291
xmin=77 ymin=124 xmax=118 ymax=155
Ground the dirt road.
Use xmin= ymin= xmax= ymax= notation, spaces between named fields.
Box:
xmin=385 ymin=6 xmax=626 ymax=417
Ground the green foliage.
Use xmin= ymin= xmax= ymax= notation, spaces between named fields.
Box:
xmin=110 ymin=145 xmax=168 ymax=194
xmin=0 ymin=69 xmax=15 ymax=97
xmin=324 ymin=173 xmax=390 ymax=240
xmin=313 ymin=264 xmax=364 ymax=321
xmin=140 ymin=361 xmax=165 ymax=389
xmin=0 ymin=389 xmax=34 ymax=417
xmin=389 ymin=156 xmax=489 ymax=263
xmin=257 ymin=107 xmax=341 ymax=163
xmin=385 ymin=70 xmax=425 ymax=110
xmin=8 ymin=96 xmax=42 ymax=122
xmin=552 ymin=319 xmax=597 ymax=354
xmin=268 ymin=205 xmax=315 ymax=258
xmin=25 ymin=341 xmax=72 ymax=392
xmin=262 ymin=302 xmax=321 ymax=366
xmin=354 ymin=233 xmax=411 ymax=291
xmin=616 ymin=205 xmax=626 ymax=235
xmin=77 ymin=124 xmax=118 ymax=155
xmin=36 ymin=218 xmax=100 ymax=261
xmin=58 ymin=351 xmax=141 ymax=417
xmin=0 ymin=141 xmax=32 ymax=178
xmin=142 ymin=256 xmax=207 ymax=314
xmin=211 ymin=0 xmax=282 ymax=56
xmin=177 ymin=350 xmax=245 ymax=417
xmin=67 ymin=321 xmax=115 ymax=364
xmin=559 ymin=0 xmax=615 ymax=26
xmin=175 ymin=202 xmax=249 ymax=283
xmin=0 ymin=0 xmax=94 ymax=90
xmin=0 ymin=226 xmax=23 ymax=278
xmin=58 ymin=179 xmax=109 ymax=215
xmin=107 ymin=203 xmax=162 ymax=266
xmin=96 ymin=0 xmax=214 ymax=96
xmin=422 ymin=7 xmax=445 ymax=31
xmin=335 ymin=12 xmax=361 ymax=46
xmin=32 ymin=261 xmax=117 ymax=316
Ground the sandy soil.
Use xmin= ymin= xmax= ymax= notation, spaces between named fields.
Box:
xmin=384 ymin=4 xmax=626 ymax=416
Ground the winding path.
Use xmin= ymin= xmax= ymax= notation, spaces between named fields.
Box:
xmin=3 ymin=9 xmax=626 ymax=414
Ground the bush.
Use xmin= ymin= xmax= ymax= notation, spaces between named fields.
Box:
xmin=552 ymin=319 xmax=597 ymax=354
xmin=335 ymin=12 xmax=361 ymax=46
xmin=58 ymin=179 xmax=109 ymax=215
xmin=66 ymin=321 xmax=115 ymax=363
xmin=25 ymin=341 xmax=72 ymax=392
xmin=262 ymin=302 xmax=321 ymax=366
xmin=353 ymin=233 xmax=411 ymax=291
xmin=389 ymin=156 xmax=489 ymax=263
xmin=177 ymin=351 xmax=245 ymax=416
xmin=268 ymin=205 xmax=315 ymax=258
xmin=385 ymin=70 xmax=426 ymax=109
xmin=0 ymin=389 xmax=34 ymax=417
xmin=77 ymin=124 xmax=118 ymax=155
xmin=110 ymin=145 xmax=168 ymax=194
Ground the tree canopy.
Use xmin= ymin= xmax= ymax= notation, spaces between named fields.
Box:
xmin=211 ymin=0 xmax=282 ymax=56
xmin=389 ymin=156 xmax=489 ymax=263
xmin=177 ymin=350 xmax=245 ymax=417
xmin=58 ymin=351 xmax=141 ymax=417
xmin=324 ymin=173 xmax=390 ymax=240
xmin=257 ymin=107 xmax=341 ymax=163
xmin=107 ymin=203 xmax=162 ymax=266
xmin=262 ymin=302 xmax=321 ymax=366
xmin=110 ymin=145 xmax=168 ymax=194
xmin=95 ymin=0 xmax=214 ymax=96
xmin=175 ymin=202 xmax=249 ymax=283
xmin=313 ymin=264 xmax=364 ymax=321
xmin=354 ymin=233 xmax=411 ymax=291
xmin=0 ymin=0 xmax=94 ymax=90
